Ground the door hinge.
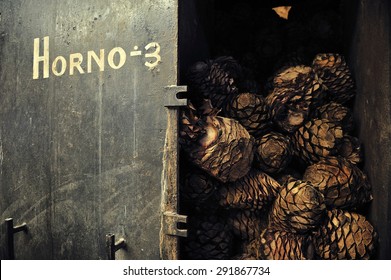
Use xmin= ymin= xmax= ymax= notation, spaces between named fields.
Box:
xmin=163 ymin=211 xmax=187 ymax=237
xmin=164 ymin=85 xmax=187 ymax=107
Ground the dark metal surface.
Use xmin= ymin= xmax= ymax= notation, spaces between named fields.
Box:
xmin=343 ymin=0 xmax=391 ymax=260
xmin=0 ymin=0 xmax=179 ymax=259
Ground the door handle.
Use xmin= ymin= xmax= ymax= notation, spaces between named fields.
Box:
xmin=5 ymin=218 xmax=28 ymax=260
xmin=106 ymin=233 xmax=126 ymax=260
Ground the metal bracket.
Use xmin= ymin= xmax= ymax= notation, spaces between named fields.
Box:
xmin=163 ymin=211 xmax=188 ymax=237
xmin=5 ymin=218 xmax=28 ymax=260
xmin=164 ymin=85 xmax=188 ymax=107
xmin=106 ymin=233 xmax=126 ymax=260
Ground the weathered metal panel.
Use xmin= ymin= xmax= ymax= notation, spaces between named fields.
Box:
xmin=0 ymin=0 xmax=178 ymax=259
xmin=344 ymin=0 xmax=391 ymax=260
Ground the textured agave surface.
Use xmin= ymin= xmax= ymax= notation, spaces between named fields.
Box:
xmin=261 ymin=230 xmax=315 ymax=260
xmin=312 ymin=53 xmax=355 ymax=104
xmin=224 ymin=92 xmax=270 ymax=137
xmin=303 ymin=156 xmax=372 ymax=209
xmin=316 ymin=101 xmax=354 ymax=132
xmin=314 ymin=209 xmax=377 ymax=259
xmin=218 ymin=169 xmax=282 ymax=210
xmin=181 ymin=168 xmax=216 ymax=203
xmin=337 ymin=136 xmax=363 ymax=164
xmin=270 ymin=180 xmax=326 ymax=234
xmin=180 ymin=108 xmax=255 ymax=183
xmin=255 ymin=132 xmax=293 ymax=173
xmin=244 ymin=229 xmax=314 ymax=260
xmin=293 ymin=118 xmax=344 ymax=164
xmin=227 ymin=210 xmax=263 ymax=241
xmin=187 ymin=56 xmax=243 ymax=110
xmin=266 ymin=65 xmax=323 ymax=133
xmin=183 ymin=213 xmax=233 ymax=260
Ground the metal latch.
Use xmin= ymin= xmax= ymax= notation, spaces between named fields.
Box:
xmin=163 ymin=211 xmax=187 ymax=237
xmin=106 ymin=233 xmax=126 ymax=260
xmin=164 ymin=85 xmax=187 ymax=107
xmin=5 ymin=218 xmax=28 ymax=260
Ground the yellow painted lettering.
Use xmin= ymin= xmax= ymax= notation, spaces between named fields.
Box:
xmin=52 ymin=56 xmax=67 ymax=76
xmin=87 ymin=49 xmax=105 ymax=73
xmin=69 ymin=53 xmax=85 ymax=75
xmin=33 ymin=36 xmax=50 ymax=79
xmin=108 ymin=47 xmax=126 ymax=69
